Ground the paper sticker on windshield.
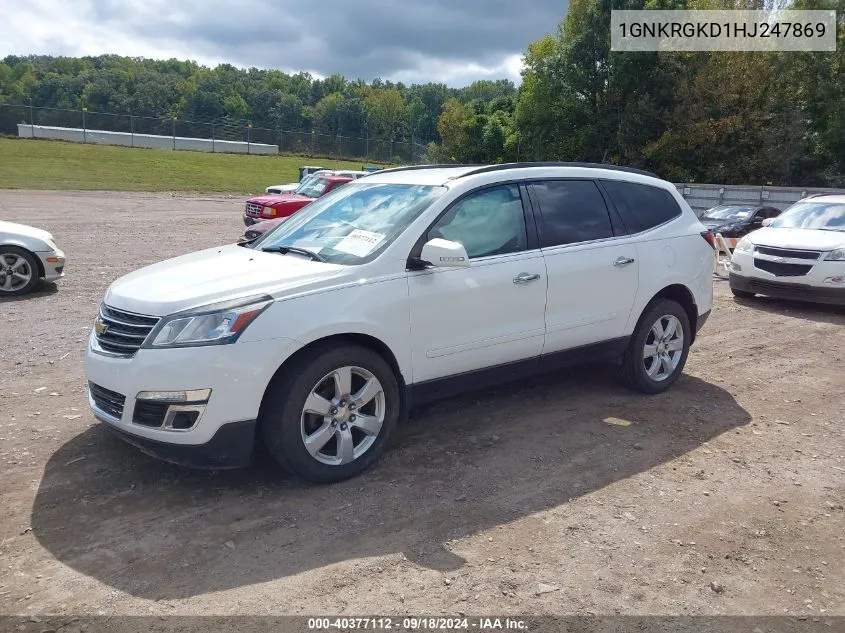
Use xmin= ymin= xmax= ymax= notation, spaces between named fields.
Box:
xmin=334 ymin=229 xmax=386 ymax=257
xmin=735 ymin=211 xmax=751 ymax=218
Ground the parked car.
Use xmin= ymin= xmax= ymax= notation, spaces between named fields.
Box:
xmin=245 ymin=174 xmax=354 ymax=225
xmin=240 ymin=217 xmax=286 ymax=243
xmin=85 ymin=162 xmax=714 ymax=483
xmin=265 ymin=165 xmax=327 ymax=194
xmin=699 ymin=204 xmax=782 ymax=239
xmin=729 ymin=194 xmax=845 ymax=305
xmin=0 ymin=221 xmax=66 ymax=296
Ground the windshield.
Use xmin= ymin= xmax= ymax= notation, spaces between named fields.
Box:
xmin=295 ymin=176 xmax=331 ymax=198
xmin=255 ymin=182 xmax=446 ymax=265
xmin=770 ymin=202 xmax=845 ymax=231
xmin=701 ymin=205 xmax=756 ymax=221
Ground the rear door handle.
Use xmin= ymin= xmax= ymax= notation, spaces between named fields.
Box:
xmin=613 ymin=256 xmax=635 ymax=267
xmin=513 ymin=272 xmax=541 ymax=284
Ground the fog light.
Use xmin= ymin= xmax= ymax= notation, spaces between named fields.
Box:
xmin=823 ymin=276 xmax=845 ymax=285
xmin=730 ymin=262 xmax=742 ymax=272
xmin=136 ymin=389 xmax=211 ymax=403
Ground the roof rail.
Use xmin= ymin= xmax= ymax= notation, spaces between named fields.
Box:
xmin=451 ymin=162 xmax=661 ymax=180
xmin=365 ymin=163 xmax=482 ymax=175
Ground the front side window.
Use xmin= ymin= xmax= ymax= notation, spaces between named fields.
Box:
xmin=770 ymin=202 xmax=845 ymax=231
xmin=256 ymin=182 xmax=445 ymax=265
xmin=531 ymin=180 xmax=613 ymax=247
xmin=427 ymin=184 xmax=528 ymax=259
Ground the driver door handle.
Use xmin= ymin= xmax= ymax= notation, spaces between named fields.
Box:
xmin=513 ymin=272 xmax=541 ymax=284
xmin=613 ymin=256 xmax=636 ymax=267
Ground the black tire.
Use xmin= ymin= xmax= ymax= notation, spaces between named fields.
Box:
xmin=731 ymin=287 xmax=755 ymax=299
xmin=620 ymin=298 xmax=691 ymax=395
xmin=259 ymin=342 xmax=400 ymax=484
xmin=0 ymin=246 xmax=39 ymax=297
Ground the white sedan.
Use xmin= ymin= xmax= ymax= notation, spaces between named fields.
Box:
xmin=0 ymin=221 xmax=66 ymax=296
xmin=729 ymin=194 xmax=845 ymax=305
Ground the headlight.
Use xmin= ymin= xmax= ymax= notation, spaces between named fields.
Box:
xmin=825 ymin=248 xmax=845 ymax=261
xmin=145 ymin=295 xmax=272 ymax=348
xmin=735 ymin=237 xmax=753 ymax=253
xmin=264 ymin=206 xmax=277 ymax=217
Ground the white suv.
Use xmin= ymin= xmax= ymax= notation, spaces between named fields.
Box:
xmin=729 ymin=195 xmax=845 ymax=305
xmin=85 ymin=163 xmax=715 ymax=483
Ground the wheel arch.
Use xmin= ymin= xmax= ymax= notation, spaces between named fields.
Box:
xmin=257 ymin=332 xmax=409 ymax=435
xmin=644 ymin=284 xmax=699 ymax=343
xmin=0 ymin=243 xmax=45 ymax=278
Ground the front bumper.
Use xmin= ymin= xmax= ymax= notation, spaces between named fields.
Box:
xmin=729 ymin=272 xmax=845 ymax=305
xmin=84 ymin=332 xmax=299 ymax=467
xmin=103 ymin=417 xmax=256 ymax=469
xmin=36 ymin=249 xmax=66 ymax=282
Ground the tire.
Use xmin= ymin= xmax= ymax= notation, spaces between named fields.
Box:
xmin=731 ymin=287 xmax=755 ymax=299
xmin=0 ymin=246 xmax=39 ymax=297
xmin=259 ymin=342 xmax=400 ymax=484
xmin=620 ymin=299 xmax=691 ymax=394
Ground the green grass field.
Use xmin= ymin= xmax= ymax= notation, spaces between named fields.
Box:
xmin=0 ymin=137 xmax=380 ymax=193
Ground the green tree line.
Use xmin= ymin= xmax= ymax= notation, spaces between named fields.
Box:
xmin=1 ymin=0 xmax=842 ymax=185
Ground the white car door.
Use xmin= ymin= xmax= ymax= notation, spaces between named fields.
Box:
xmin=528 ymin=179 xmax=640 ymax=353
xmin=408 ymin=184 xmax=547 ymax=383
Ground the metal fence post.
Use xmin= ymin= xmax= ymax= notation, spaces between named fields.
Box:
xmin=29 ymin=100 xmax=35 ymax=138
xmin=82 ymin=107 xmax=87 ymax=143
xmin=247 ymin=123 xmax=251 ymax=154
xmin=130 ymin=115 xmax=134 ymax=147
xmin=211 ymin=122 xmax=215 ymax=152
xmin=278 ymin=128 xmax=282 ymax=154
xmin=172 ymin=117 xmax=176 ymax=150
xmin=338 ymin=134 xmax=342 ymax=158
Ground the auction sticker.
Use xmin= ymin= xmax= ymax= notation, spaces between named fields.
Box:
xmin=334 ymin=229 xmax=386 ymax=257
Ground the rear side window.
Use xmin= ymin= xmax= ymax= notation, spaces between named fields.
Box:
xmin=601 ymin=180 xmax=682 ymax=233
xmin=530 ymin=180 xmax=614 ymax=247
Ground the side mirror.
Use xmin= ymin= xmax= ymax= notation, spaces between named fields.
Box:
xmin=761 ymin=218 xmax=774 ymax=227
xmin=419 ymin=238 xmax=470 ymax=268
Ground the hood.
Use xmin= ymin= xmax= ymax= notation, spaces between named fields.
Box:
xmin=247 ymin=193 xmax=312 ymax=206
xmin=0 ymin=220 xmax=54 ymax=244
xmin=748 ymin=227 xmax=845 ymax=251
xmin=104 ymin=243 xmax=349 ymax=316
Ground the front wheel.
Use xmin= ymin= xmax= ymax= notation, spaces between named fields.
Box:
xmin=0 ymin=246 xmax=39 ymax=296
xmin=260 ymin=343 xmax=400 ymax=483
xmin=620 ymin=299 xmax=691 ymax=394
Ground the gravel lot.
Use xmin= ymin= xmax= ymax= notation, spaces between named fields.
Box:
xmin=1 ymin=190 xmax=844 ymax=619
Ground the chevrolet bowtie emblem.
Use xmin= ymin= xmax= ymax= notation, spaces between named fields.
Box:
xmin=94 ymin=319 xmax=107 ymax=336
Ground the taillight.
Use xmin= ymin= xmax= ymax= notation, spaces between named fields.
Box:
xmin=701 ymin=230 xmax=715 ymax=249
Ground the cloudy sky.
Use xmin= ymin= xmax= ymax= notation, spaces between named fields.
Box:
xmin=0 ymin=0 xmax=566 ymax=86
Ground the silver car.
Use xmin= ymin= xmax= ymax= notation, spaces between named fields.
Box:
xmin=0 ymin=221 xmax=66 ymax=296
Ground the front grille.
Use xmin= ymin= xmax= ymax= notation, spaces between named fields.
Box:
xmin=755 ymin=246 xmax=821 ymax=260
xmin=96 ymin=305 xmax=159 ymax=356
xmin=89 ymin=382 xmax=125 ymax=419
xmin=753 ymin=259 xmax=814 ymax=277
xmin=133 ymin=401 xmax=169 ymax=427
xmin=246 ymin=202 xmax=263 ymax=215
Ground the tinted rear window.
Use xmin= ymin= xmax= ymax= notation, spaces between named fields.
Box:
xmin=531 ymin=180 xmax=614 ymax=247
xmin=601 ymin=180 xmax=682 ymax=233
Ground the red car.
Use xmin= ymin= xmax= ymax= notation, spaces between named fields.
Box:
xmin=243 ymin=174 xmax=352 ymax=226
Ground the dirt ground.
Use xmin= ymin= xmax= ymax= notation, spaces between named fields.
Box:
xmin=1 ymin=190 xmax=844 ymax=620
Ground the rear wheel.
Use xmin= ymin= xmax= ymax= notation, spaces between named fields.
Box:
xmin=620 ymin=299 xmax=691 ymax=394
xmin=0 ymin=246 xmax=39 ymax=296
xmin=260 ymin=343 xmax=400 ymax=483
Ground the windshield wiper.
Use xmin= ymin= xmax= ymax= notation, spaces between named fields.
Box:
xmin=262 ymin=245 xmax=327 ymax=262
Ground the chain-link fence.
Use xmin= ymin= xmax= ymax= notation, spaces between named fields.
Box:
xmin=0 ymin=103 xmax=427 ymax=164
